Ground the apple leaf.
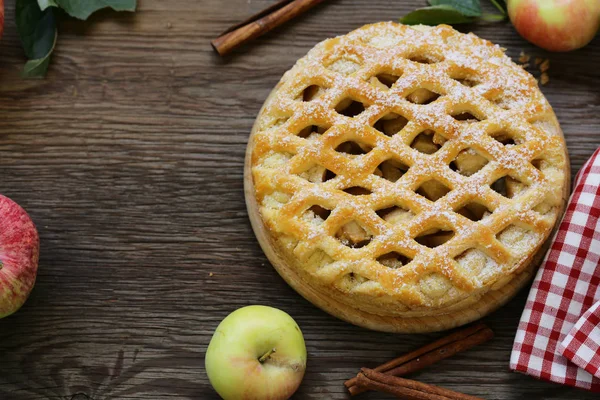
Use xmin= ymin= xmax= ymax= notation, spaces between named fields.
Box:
xmin=427 ymin=0 xmax=481 ymax=17
xmin=400 ymin=5 xmax=476 ymax=25
xmin=22 ymin=46 xmax=56 ymax=77
xmin=480 ymin=13 xmax=506 ymax=22
xmin=17 ymin=0 xmax=137 ymax=78
xmin=37 ymin=0 xmax=58 ymax=11
xmin=16 ymin=0 xmax=57 ymax=78
xmin=51 ymin=0 xmax=137 ymax=20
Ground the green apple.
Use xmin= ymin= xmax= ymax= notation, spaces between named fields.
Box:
xmin=205 ymin=305 xmax=307 ymax=400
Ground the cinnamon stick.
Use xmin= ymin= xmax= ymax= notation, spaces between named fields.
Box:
xmin=211 ymin=0 xmax=328 ymax=56
xmin=360 ymin=368 xmax=484 ymax=400
xmin=345 ymin=323 xmax=493 ymax=396
xmin=386 ymin=326 xmax=493 ymax=377
xmin=356 ymin=374 xmax=448 ymax=400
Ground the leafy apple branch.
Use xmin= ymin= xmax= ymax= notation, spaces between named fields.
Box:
xmin=16 ymin=0 xmax=137 ymax=78
xmin=401 ymin=0 xmax=508 ymax=25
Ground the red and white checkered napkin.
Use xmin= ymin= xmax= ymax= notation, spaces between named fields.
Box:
xmin=510 ymin=147 xmax=600 ymax=392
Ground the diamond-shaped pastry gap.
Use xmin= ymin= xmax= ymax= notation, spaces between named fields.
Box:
xmin=377 ymin=251 xmax=413 ymax=269
xmin=450 ymin=148 xmax=489 ymax=177
xmin=451 ymin=110 xmax=486 ymax=123
xmin=454 ymin=248 xmax=495 ymax=278
xmin=262 ymin=191 xmax=291 ymax=210
xmin=454 ymin=201 xmax=492 ymax=222
xmin=297 ymin=123 xmax=331 ymax=139
xmin=531 ymin=157 xmax=551 ymax=172
xmin=335 ymin=140 xmax=372 ymax=155
xmin=323 ymin=169 xmax=337 ymax=182
xmin=327 ymin=57 xmax=362 ymax=76
xmin=335 ymin=220 xmax=372 ymax=248
xmin=416 ymin=179 xmax=451 ymax=202
xmin=420 ymin=272 xmax=453 ymax=299
xmin=343 ymin=186 xmax=372 ymax=196
xmin=454 ymin=77 xmax=480 ymax=87
xmin=376 ymin=205 xmax=414 ymax=224
xmin=533 ymin=200 xmax=554 ymax=216
xmin=410 ymin=130 xmax=442 ymax=154
xmin=296 ymin=163 xmax=337 ymax=183
xmin=490 ymin=176 xmax=507 ymax=197
xmin=269 ymin=116 xmax=291 ymax=129
xmin=300 ymin=85 xmax=327 ymax=102
xmin=490 ymin=175 xmax=529 ymax=199
xmin=454 ymin=248 xmax=485 ymax=261
xmin=305 ymin=248 xmax=333 ymax=272
xmin=406 ymin=88 xmax=441 ymax=105
xmin=373 ymin=72 xmax=401 ymax=88
xmin=373 ymin=113 xmax=409 ymax=136
xmin=508 ymin=177 xmax=530 ymax=198
xmin=415 ymin=228 xmax=455 ymax=248
xmin=261 ymin=151 xmax=294 ymax=169
xmin=490 ymin=94 xmax=518 ymax=110
xmin=447 ymin=70 xmax=481 ymax=87
xmin=335 ymin=98 xmax=368 ymax=118
xmin=407 ymin=54 xmax=443 ymax=64
xmin=489 ymin=130 xmax=518 ymax=146
xmin=307 ymin=205 xmax=332 ymax=221
xmin=496 ymin=223 xmax=538 ymax=252
xmin=374 ymin=159 xmax=409 ymax=182
xmin=458 ymin=79 xmax=479 ymax=87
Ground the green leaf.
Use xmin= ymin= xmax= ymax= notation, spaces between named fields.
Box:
xmin=37 ymin=0 xmax=58 ymax=11
xmin=22 ymin=43 xmax=55 ymax=78
xmin=480 ymin=13 xmax=506 ymax=22
xmin=53 ymin=0 xmax=137 ymax=20
xmin=400 ymin=5 xmax=476 ymax=26
xmin=489 ymin=0 xmax=507 ymax=15
xmin=16 ymin=0 xmax=57 ymax=77
xmin=427 ymin=0 xmax=481 ymax=17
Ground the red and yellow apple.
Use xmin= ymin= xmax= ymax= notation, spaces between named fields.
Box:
xmin=205 ymin=305 xmax=307 ymax=400
xmin=0 ymin=195 xmax=40 ymax=319
xmin=0 ymin=0 xmax=4 ymax=39
xmin=507 ymin=0 xmax=600 ymax=51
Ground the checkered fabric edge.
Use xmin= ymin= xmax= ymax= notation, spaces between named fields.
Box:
xmin=558 ymin=301 xmax=600 ymax=379
xmin=510 ymin=147 xmax=600 ymax=392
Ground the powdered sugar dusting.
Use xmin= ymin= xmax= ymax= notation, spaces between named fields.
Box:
xmin=250 ymin=22 xmax=567 ymax=314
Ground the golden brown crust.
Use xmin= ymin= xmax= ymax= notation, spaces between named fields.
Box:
xmin=245 ymin=23 xmax=570 ymax=332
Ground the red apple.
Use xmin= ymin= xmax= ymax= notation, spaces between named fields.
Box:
xmin=507 ymin=0 xmax=600 ymax=52
xmin=0 ymin=0 xmax=4 ymax=40
xmin=0 ymin=195 xmax=39 ymax=319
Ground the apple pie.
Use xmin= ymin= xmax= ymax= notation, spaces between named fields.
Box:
xmin=245 ymin=23 xmax=569 ymax=332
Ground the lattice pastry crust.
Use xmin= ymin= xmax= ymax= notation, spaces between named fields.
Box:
xmin=245 ymin=23 xmax=569 ymax=332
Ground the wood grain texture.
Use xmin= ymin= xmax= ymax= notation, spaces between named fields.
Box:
xmin=0 ymin=0 xmax=598 ymax=399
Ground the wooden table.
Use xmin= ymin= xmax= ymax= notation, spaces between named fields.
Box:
xmin=0 ymin=1 xmax=598 ymax=399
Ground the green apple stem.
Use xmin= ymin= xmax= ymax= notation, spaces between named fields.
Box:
xmin=258 ymin=348 xmax=276 ymax=363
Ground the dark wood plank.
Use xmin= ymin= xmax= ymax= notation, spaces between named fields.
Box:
xmin=0 ymin=0 xmax=598 ymax=399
